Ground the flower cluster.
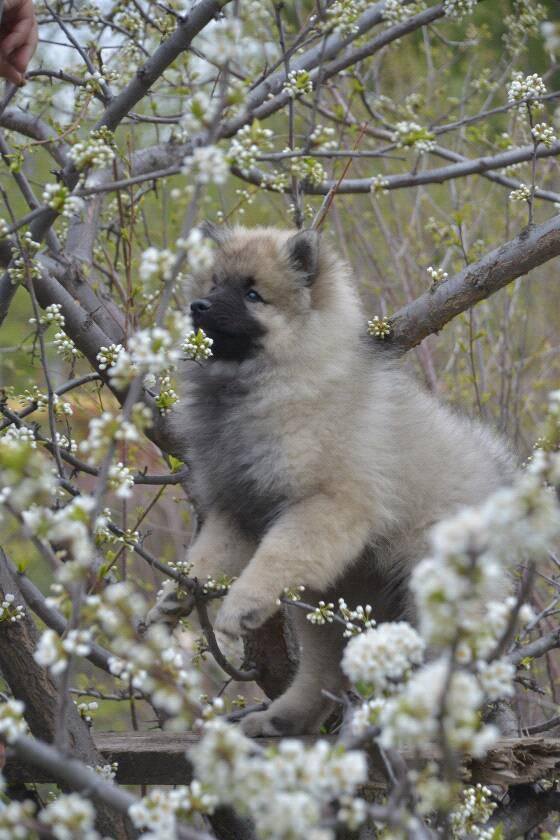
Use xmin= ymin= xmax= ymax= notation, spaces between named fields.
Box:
xmin=309 ymin=124 xmax=336 ymax=150
xmin=283 ymin=69 xmax=313 ymax=98
xmin=39 ymin=793 xmax=98 ymax=840
xmin=306 ymin=600 xmax=335 ymax=625
xmin=476 ymin=658 xmax=516 ymax=701
xmin=76 ymin=700 xmax=98 ymax=725
xmin=179 ymin=90 xmax=221 ymax=137
xmin=80 ymin=411 xmax=141 ymax=463
xmin=108 ymin=326 xmax=179 ymax=389
xmin=0 ymin=432 xmax=55 ymax=518
xmin=155 ymin=375 xmax=179 ymax=415
xmin=289 ymin=156 xmax=326 ymax=186
xmin=108 ymin=461 xmax=134 ymax=498
xmin=96 ymin=343 xmax=123 ymax=371
xmin=370 ymin=174 xmax=390 ymax=195
xmin=342 ymin=622 xmax=425 ymax=692
xmin=450 ymin=784 xmax=497 ymax=837
xmin=139 ymin=247 xmax=175 ymax=285
xmin=427 ymin=265 xmax=448 ymax=286
xmin=411 ymin=467 xmax=559 ymax=655
xmin=0 ymin=593 xmax=25 ymax=624
xmin=176 ymin=227 xmax=215 ymax=273
xmin=182 ymin=145 xmax=230 ymax=186
xmin=34 ymin=627 xmax=93 ymax=675
xmin=443 ymin=0 xmax=477 ymax=18
xmin=531 ymin=122 xmax=556 ymax=148
xmin=384 ymin=0 xmax=426 ymax=25
xmin=338 ymin=600 xmax=376 ymax=637
xmin=507 ymin=72 xmax=546 ymax=105
xmin=192 ymin=720 xmax=368 ymax=839
xmin=324 ymin=0 xmax=368 ymax=36
xmin=182 ymin=328 xmax=213 ymax=361
xmin=509 ymin=183 xmax=532 ymax=202
xmin=29 ymin=302 xmax=65 ymax=329
xmin=7 ymin=231 xmax=41 ymax=284
xmin=1 ymin=424 xmax=37 ymax=448
xmin=42 ymin=183 xmax=85 ymax=218
xmin=53 ymin=330 xmax=80 ymax=361
xmin=0 ymin=698 xmax=26 ymax=742
xmin=0 ymin=800 xmax=37 ymax=837
xmin=391 ymin=121 xmax=435 ymax=152
xmin=202 ymin=16 xmax=243 ymax=65
xmin=504 ymin=2 xmax=547 ymax=55
xmin=98 ymin=581 xmax=201 ymax=716
xmin=69 ymin=133 xmax=116 ymax=170
xmin=129 ymin=781 xmax=217 ymax=835
xmin=379 ymin=659 xmax=498 ymax=756
xmin=228 ymin=122 xmax=274 ymax=176
xmin=367 ymin=315 xmax=392 ymax=339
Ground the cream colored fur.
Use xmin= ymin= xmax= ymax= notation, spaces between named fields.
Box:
xmin=173 ymin=226 xmax=516 ymax=736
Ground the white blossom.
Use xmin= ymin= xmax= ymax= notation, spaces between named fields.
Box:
xmin=69 ymin=137 xmax=115 ymax=170
xmin=509 ymin=183 xmax=532 ymax=202
xmin=29 ymin=302 xmax=65 ymax=329
xmin=367 ymin=315 xmax=392 ymax=339
xmin=507 ymin=72 xmax=546 ymax=104
xmin=182 ymin=328 xmax=213 ymax=361
xmin=42 ymin=183 xmax=85 ymax=217
xmin=39 ymin=793 xmax=98 ymax=840
xmin=192 ymin=720 xmax=367 ymax=839
xmin=283 ymin=69 xmax=313 ymax=98
xmin=477 ymin=658 xmax=516 ymax=700
xmin=182 ymin=145 xmax=230 ymax=185
xmin=379 ymin=658 xmax=498 ymax=756
xmin=443 ymin=0 xmax=477 ymax=18
xmin=427 ymin=265 xmax=448 ymax=284
xmin=96 ymin=343 xmax=123 ymax=371
xmin=531 ymin=122 xmax=556 ymax=148
xmin=383 ymin=0 xmax=426 ymax=24
xmin=201 ymin=17 xmax=243 ymax=65
xmin=108 ymin=461 xmax=134 ymax=498
xmin=370 ymin=174 xmax=390 ymax=195
xmin=0 ymin=698 xmax=26 ymax=743
xmin=177 ymin=227 xmax=216 ymax=273
xmin=391 ymin=121 xmax=435 ymax=152
xmin=139 ymin=247 xmax=175 ymax=284
xmin=0 ymin=593 xmax=25 ymax=624
xmin=342 ymin=622 xmax=425 ymax=692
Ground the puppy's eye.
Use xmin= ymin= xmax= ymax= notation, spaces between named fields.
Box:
xmin=245 ymin=289 xmax=264 ymax=303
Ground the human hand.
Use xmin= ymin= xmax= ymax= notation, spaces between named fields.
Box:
xmin=0 ymin=0 xmax=38 ymax=85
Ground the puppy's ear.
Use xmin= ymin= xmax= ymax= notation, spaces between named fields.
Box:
xmin=200 ymin=220 xmax=231 ymax=246
xmin=284 ymin=229 xmax=320 ymax=286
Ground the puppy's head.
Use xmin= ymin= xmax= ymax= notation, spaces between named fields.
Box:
xmin=189 ymin=224 xmax=345 ymax=362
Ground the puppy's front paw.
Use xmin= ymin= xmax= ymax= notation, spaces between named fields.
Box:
xmin=214 ymin=585 xmax=277 ymax=638
xmin=240 ymin=707 xmax=301 ymax=737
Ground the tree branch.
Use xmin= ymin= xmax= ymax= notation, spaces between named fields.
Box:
xmin=0 ymin=549 xmax=130 ymax=839
xmin=384 ymin=213 xmax=560 ymax=351
xmin=6 ymin=733 xmax=213 ymax=840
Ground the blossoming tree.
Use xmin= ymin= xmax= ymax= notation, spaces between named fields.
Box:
xmin=0 ymin=1 xmax=560 ymax=838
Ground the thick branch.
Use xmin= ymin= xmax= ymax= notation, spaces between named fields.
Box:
xmin=6 ymin=734 xmax=212 ymax=840
xmin=485 ymin=787 xmax=560 ymax=840
xmin=236 ymin=142 xmax=560 ymax=198
xmin=384 ymin=214 xmax=560 ymax=351
xmin=0 ymin=549 xmax=129 ymax=839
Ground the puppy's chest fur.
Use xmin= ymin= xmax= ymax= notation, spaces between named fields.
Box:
xmin=184 ymin=368 xmax=300 ymax=537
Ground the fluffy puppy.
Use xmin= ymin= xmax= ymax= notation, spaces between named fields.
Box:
xmin=173 ymin=225 xmax=515 ymax=736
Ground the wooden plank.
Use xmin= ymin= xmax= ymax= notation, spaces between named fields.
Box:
xmin=6 ymin=732 xmax=560 ymax=788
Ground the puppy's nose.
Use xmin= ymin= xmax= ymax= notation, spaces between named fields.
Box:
xmin=190 ymin=298 xmax=212 ymax=313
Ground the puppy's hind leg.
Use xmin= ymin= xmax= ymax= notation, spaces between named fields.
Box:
xmin=241 ymin=604 xmax=346 ymax=737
